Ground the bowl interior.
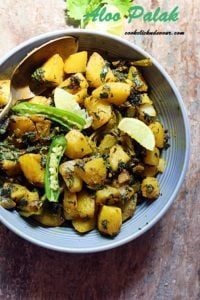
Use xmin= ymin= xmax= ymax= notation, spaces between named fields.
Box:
xmin=0 ymin=30 xmax=190 ymax=253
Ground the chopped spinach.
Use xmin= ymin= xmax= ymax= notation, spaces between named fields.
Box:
xmin=31 ymin=68 xmax=45 ymax=83
xmin=100 ymin=92 xmax=109 ymax=99
xmin=128 ymin=90 xmax=142 ymax=106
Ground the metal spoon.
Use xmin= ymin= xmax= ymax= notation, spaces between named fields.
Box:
xmin=0 ymin=35 xmax=78 ymax=119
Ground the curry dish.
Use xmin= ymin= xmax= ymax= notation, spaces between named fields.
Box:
xmin=0 ymin=49 xmax=168 ymax=236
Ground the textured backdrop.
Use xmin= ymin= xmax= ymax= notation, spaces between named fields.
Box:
xmin=0 ymin=1 xmax=199 ymax=299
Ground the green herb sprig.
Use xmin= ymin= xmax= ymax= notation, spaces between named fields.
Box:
xmin=65 ymin=0 xmax=133 ymax=27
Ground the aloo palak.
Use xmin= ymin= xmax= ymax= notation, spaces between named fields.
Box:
xmin=0 ymin=50 xmax=169 ymax=236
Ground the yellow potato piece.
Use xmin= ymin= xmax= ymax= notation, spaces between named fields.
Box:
xmin=72 ymin=217 xmax=96 ymax=233
xmin=64 ymin=51 xmax=88 ymax=73
xmin=19 ymin=154 xmax=45 ymax=187
xmin=96 ymin=186 xmax=120 ymax=205
xmin=59 ymin=73 xmax=88 ymax=94
xmin=98 ymin=134 xmax=117 ymax=153
xmin=128 ymin=66 xmax=148 ymax=92
xmin=141 ymin=177 xmax=160 ymax=199
xmin=75 ymin=157 xmax=107 ymax=187
xmin=157 ymin=158 xmax=166 ymax=173
xmin=140 ymin=93 xmax=153 ymax=104
xmin=29 ymin=96 xmax=51 ymax=106
xmin=149 ymin=121 xmax=165 ymax=148
xmin=86 ymin=52 xmax=115 ymax=88
xmin=34 ymin=208 xmax=65 ymax=227
xmin=74 ymin=88 xmax=88 ymax=104
xmin=84 ymin=96 xmax=112 ymax=130
xmin=39 ymin=54 xmax=64 ymax=85
xmin=98 ymin=205 xmax=122 ymax=236
xmin=77 ymin=190 xmax=95 ymax=219
xmin=144 ymin=147 xmax=160 ymax=166
xmin=122 ymin=195 xmax=137 ymax=222
xmin=109 ymin=144 xmax=130 ymax=171
xmin=9 ymin=115 xmax=36 ymax=139
xmin=142 ymin=165 xmax=158 ymax=177
xmin=63 ymin=190 xmax=79 ymax=220
xmin=59 ymin=160 xmax=83 ymax=193
xmin=1 ymin=160 xmax=21 ymax=176
xmin=92 ymin=82 xmax=131 ymax=105
xmin=3 ymin=183 xmax=29 ymax=202
xmin=65 ymin=129 xmax=92 ymax=159
xmin=3 ymin=183 xmax=39 ymax=208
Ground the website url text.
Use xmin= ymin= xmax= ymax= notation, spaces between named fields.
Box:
xmin=125 ymin=29 xmax=185 ymax=36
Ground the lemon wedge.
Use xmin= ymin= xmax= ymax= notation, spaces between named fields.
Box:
xmin=54 ymin=88 xmax=92 ymax=128
xmin=54 ymin=87 xmax=76 ymax=111
xmin=85 ymin=5 xmax=124 ymax=36
xmin=118 ymin=118 xmax=155 ymax=151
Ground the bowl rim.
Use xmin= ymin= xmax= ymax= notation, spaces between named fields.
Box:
xmin=0 ymin=29 xmax=190 ymax=253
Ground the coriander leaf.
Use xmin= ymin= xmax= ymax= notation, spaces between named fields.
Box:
xmin=85 ymin=0 xmax=103 ymax=14
xmin=66 ymin=0 xmax=90 ymax=21
xmin=105 ymin=0 xmax=133 ymax=16
xmin=83 ymin=0 xmax=102 ymax=26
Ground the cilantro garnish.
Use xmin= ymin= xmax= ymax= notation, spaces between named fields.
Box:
xmin=65 ymin=0 xmax=133 ymax=27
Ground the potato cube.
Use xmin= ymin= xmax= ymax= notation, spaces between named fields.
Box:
xmin=75 ymin=158 xmax=107 ymax=188
xmin=65 ymin=130 xmax=92 ymax=159
xmin=92 ymin=82 xmax=131 ymax=105
xmin=74 ymin=88 xmax=88 ymax=104
xmin=86 ymin=52 xmax=115 ymax=88
xmin=157 ymin=158 xmax=166 ymax=173
xmin=118 ymin=170 xmax=130 ymax=184
xmin=29 ymin=96 xmax=51 ymax=106
xmin=59 ymin=160 xmax=83 ymax=193
xmin=140 ymin=93 xmax=153 ymax=104
xmin=98 ymin=205 xmax=122 ymax=236
xmin=122 ymin=195 xmax=137 ymax=222
xmin=109 ymin=145 xmax=130 ymax=171
xmin=34 ymin=206 xmax=64 ymax=227
xmin=149 ymin=121 xmax=165 ymax=148
xmin=2 ymin=183 xmax=40 ymax=215
xmin=64 ymin=51 xmax=88 ymax=73
xmin=63 ymin=189 xmax=79 ymax=220
xmin=98 ymin=134 xmax=117 ymax=153
xmin=127 ymin=66 xmax=148 ymax=92
xmin=32 ymin=54 xmax=64 ymax=86
xmin=141 ymin=177 xmax=160 ymax=199
xmin=142 ymin=165 xmax=158 ymax=177
xmin=144 ymin=147 xmax=160 ymax=166
xmin=19 ymin=154 xmax=45 ymax=187
xmin=35 ymin=119 xmax=51 ymax=140
xmin=77 ymin=190 xmax=95 ymax=218
xmin=72 ymin=217 xmax=96 ymax=233
xmin=9 ymin=116 xmax=37 ymax=139
xmin=3 ymin=183 xmax=29 ymax=202
xmin=59 ymin=73 xmax=88 ymax=94
xmin=84 ymin=96 xmax=112 ymax=130
xmin=96 ymin=186 xmax=120 ymax=205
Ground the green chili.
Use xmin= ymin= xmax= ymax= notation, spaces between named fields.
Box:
xmin=11 ymin=102 xmax=86 ymax=130
xmin=45 ymin=135 xmax=67 ymax=202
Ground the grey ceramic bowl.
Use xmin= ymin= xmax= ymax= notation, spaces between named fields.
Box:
xmin=0 ymin=29 xmax=190 ymax=253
